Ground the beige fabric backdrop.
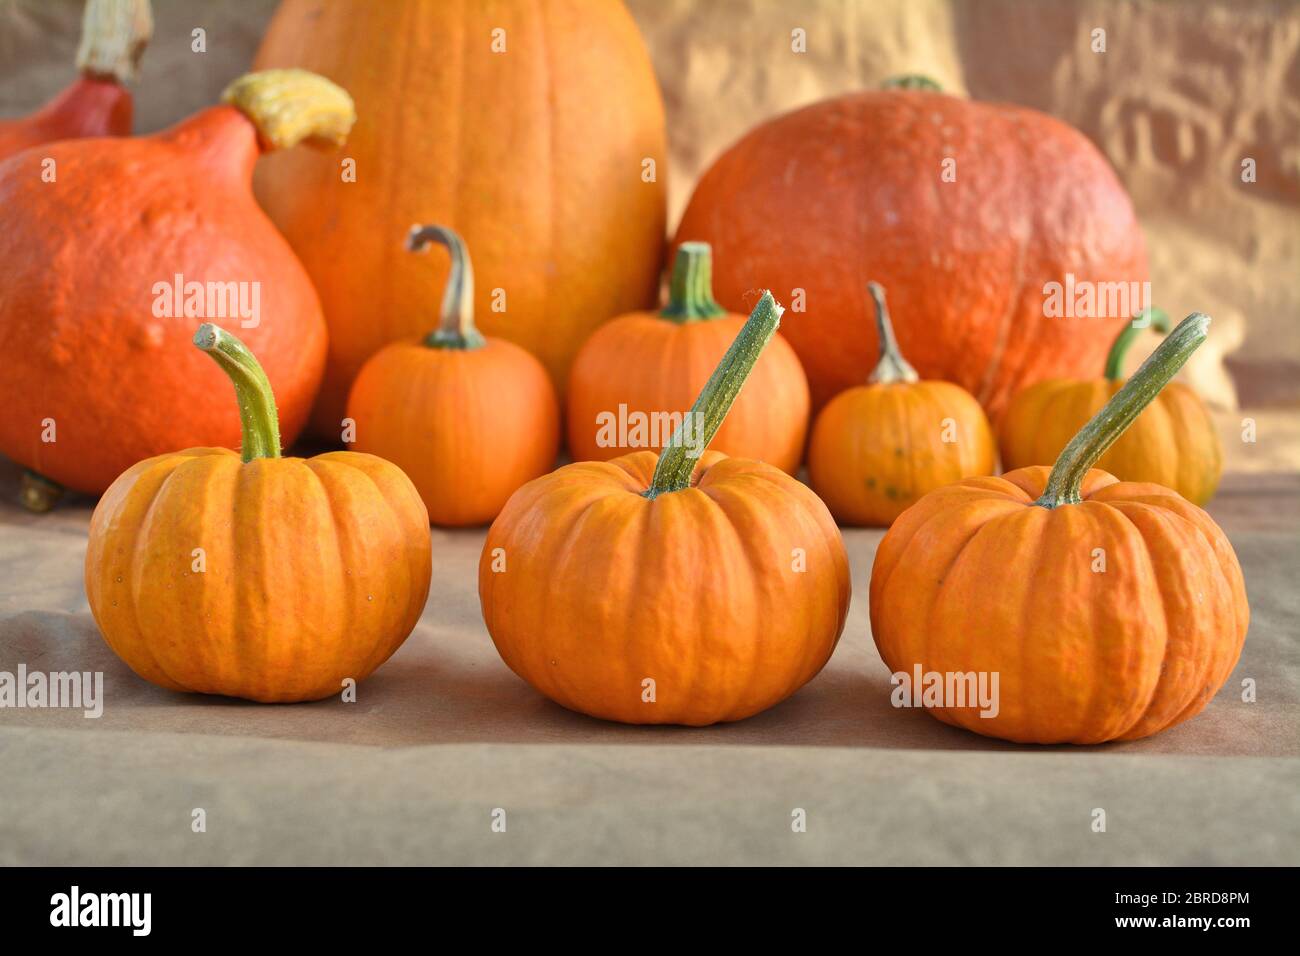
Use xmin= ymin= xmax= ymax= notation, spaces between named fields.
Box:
xmin=2 ymin=0 xmax=1297 ymax=410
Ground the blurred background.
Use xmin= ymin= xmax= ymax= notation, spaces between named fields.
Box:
xmin=3 ymin=0 xmax=1297 ymax=466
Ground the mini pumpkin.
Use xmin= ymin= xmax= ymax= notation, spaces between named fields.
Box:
xmin=346 ymin=225 xmax=560 ymax=527
xmin=0 ymin=0 xmax=152 ymax=159
xmin=85 ymin=324 xmax=432 ymax=703
xmin=566 ymin=242 xmax=809 ymax=472
xmin=999 ymin=308 xmax=1222 ymax=505
xmin=0 ymin=69 xmax=354 ymax=509
xmin=871 ymin=313 xmax=1248 ymax=744
xmin=808 ymin=282 xmax=995 ymax=526
xmin=480 ymin=292 xmax=850 ymax=726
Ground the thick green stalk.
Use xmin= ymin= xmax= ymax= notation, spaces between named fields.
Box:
xmin=660 ymin=242 xmax=726 ymax=323
xmin=1104 ymin=307 xmax=1171 ymax=381
xmin=645 ymin=291 xmax=784 ymax=498
xmin=866 ymin=282 xmax=918 ymax=384
xmin=1035 ymin=312 xmax=1210 ymax=509
xmin=193 ymin=323 xmax=281 ymax=462
xmin=408 ymin=224 xmax=486 ymax=350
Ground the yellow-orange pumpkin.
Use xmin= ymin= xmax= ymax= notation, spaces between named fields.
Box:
xmin=808 ymin=283 xmax=994 ymax=526
xmin=85 ymin=325 xmax=431 ymax=703
xmin=999 ymin=308 xmax=1222 ymax=505
xmin=480 ymin=292 xmax=850 ymax=725
xmin=252 ymin=0 xmax=668 ymax=434
xmin=347 ymin=225 xmax=560 ymax=527
xmin=566 ymin=242 xmax=809 ymax=472
xmin=871 ymin=313 xmax=1248 ymax=744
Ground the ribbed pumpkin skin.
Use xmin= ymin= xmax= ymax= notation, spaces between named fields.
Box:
xmin=999 ymin=379 xmax=1222 ymax=506
xmin=870 ymin=466 xmax=1249 ymax=744
xmin=566 ymin=314 xmax=809 ymax=472
xmin=348 ymin=339 xmax=560 ymax=527
xmin=0 ymin=108 xmax=327 ymax=495
xmin=253 ymin=0 xmax=668 ymax=434
xmin=674 ymin=91 xmax=1148 ymax=417
xmin=86 ymin=448 xmax=432 ymax=703
xmin=808 ymin=380 xmax=995 ymax=526
xmin=479 ymin=451 xmax=851 ymax=725
xmin=0 ymin=77 xmax=132 ymax=159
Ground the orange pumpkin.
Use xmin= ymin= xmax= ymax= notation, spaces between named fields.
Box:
xmin=0 ymin=0 xmax=152 ymax=159
xmin=808 ymin=282 xmax=995 ymax=526
xmin=871 ymin=313 xmax=1248 ymax=744
xmin=567 ymin=242 xmax=809 ymax=472
xmin=85 ymin=324 xmax=432 ymax=703
xmin=480 ymin=292 xmax=850 ymax=725
xmin=347 ymin=225 xmax=560 ymax=527
xmin=252 ymin=0 xmax=668 ymax=434
xmin=674 ymin=79 xmax=1148 ymax=417
xmin=999 ymin=308 xmax=1222 ymax=505
xmin=0 ymin=70 xmax=352 ymax=506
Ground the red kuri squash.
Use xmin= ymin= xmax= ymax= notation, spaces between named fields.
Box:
xmin=0 ymin=0 xmax=152 ymax=159
xmin=252 ymin=0 xmax=668 ymax=435
xmin=675 ymin=80 xmax=1149 ymax=418
xmin=0 ymin=70 xmax=352 ymax=505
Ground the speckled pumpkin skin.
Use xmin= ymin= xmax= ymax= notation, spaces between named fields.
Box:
xmin=86 ymin=448 xmax=431 ymax=703
xmin=253 ymin=0 xmax=668 ymax=433
xmin=808 ymin=379 xmax=995 ymax=526
xmin=675 ymin=90 xmax=1149 ymax=417
xmin=999 ymin=378 xmax=1222 ymax=506
xmin=870 ymin=466 xmax=1249 ymax=744
xmin=0 ymin=77 xmax=132 ymax=158
xmin=566 ymin=313 xmax=809 ymax=473
xmin=479 ymin=451 xmax=851 ymax=725
xmin=0 ymin=107 xmax=327 ymax=495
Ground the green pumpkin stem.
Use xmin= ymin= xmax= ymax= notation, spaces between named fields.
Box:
xmin=1035 ymin=312 xmax=1210 ymax=509
xmin=866 ymin=282 xmax=919 ymax=384
xmin=193 ymin=323 xmax=282 ymax=463
xmin=409 ymin=224 xmax=486 ymax=350
xmin=645 ymin=291 xmax=784 ymax=498
xmin=881 ymin=74 xmax=943 ymax=92
xmin=77 ymin=0 xmax=153 ymax=85
xmin=660 ymin=242 xmax=726 ymax=323
xmin=19 ymin=470 xmax=64 ymax=513
xmin=1104 ymin=307 xmax=1171 ymax=381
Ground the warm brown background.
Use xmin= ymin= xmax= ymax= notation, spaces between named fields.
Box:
xmin=3 ymin=0 xmax=1298 ymax=419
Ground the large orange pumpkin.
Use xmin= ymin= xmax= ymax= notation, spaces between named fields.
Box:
xmin=808 ymin=282 xmax=995 ymax=526
xmin=0 ymin=0 xmax=152 ymax=159
xmin=252 ymin=0 xmax=668 ymax=435
xmin=999 ymin=308 xmax=1223 ymax=505
xmin=0 ymin=70 xmax=351 ymax=504
xmin=870 ymin=313 xmax=1248 ymax=744
xmin=480 ymin=292 xmax=850 ymax=725
xmin=86 ymin=324 xmax=432 ymax=703
xmin=566 ymin=242 xmax=809 ymax=472
xmin=674 ymin=80 xmax=1148 ymax=417
xmin=347 ymin=225 xmax=560 ymax=527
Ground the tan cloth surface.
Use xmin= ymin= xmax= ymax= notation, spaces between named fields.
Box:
xmin=2 ymin=459 xmax=1297 ymax=865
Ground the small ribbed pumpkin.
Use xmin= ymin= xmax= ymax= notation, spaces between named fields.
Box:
xmin=0 ymin=0 xmax=152 ymax=159
xmin=481 ymin=292 xmax=850 ymax=725
xmin=999 ymin=308 xmax=1222 ymax=505
xmin=808 ymin=283 xmax=995 ymax=526
xmin=566 ymin=242 xmax=809 ymax=472
xmin=346 ymin=225 xmax=560 ymax=527
xmin=85 ymin=325 xmax=432 ymax=703
xmin=871 ymin=313 xmax=1248 ymax=744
